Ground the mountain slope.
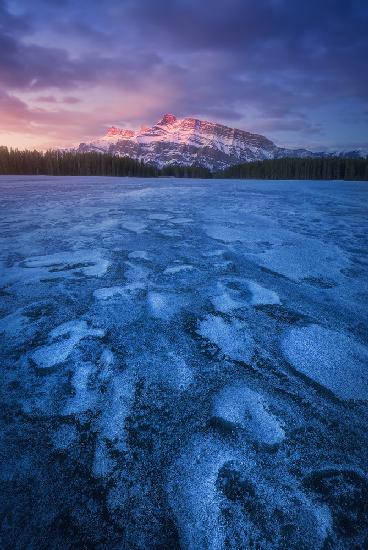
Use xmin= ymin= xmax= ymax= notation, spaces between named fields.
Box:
xmin=77 ymin=114 xmax=362 ymax=171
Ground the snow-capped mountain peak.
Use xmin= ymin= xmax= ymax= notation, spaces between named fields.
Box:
xmin=77 ymin=114 xmax=348 ymax=170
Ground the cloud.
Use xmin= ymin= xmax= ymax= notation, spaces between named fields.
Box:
xmin=0 ymin=88 xmax=32 ymax=130
xmin=62 ymin=96 xmax=81 ymax=104
xmin=35 ymin=95 xmax=81 ymax=104
xmin=35 ymin=95 xmax=58 ymax=103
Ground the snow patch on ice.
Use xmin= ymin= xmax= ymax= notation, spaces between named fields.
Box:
xmin=121 ymin=220 xmax=147 ymax=233
xmin=211 ymin=283 xmax=244 ymax=313
xmin=100 ymin=348 xmax=114 ymax=367
xmin=148 ymin=213 xmax=172 ymax=221
xmin=171 ymin=217 xmax=193 ymax=224
xmin=147 ymin=291 xmax=183 ymax=319
xmin=204 ymin=216 xmax=291 ymax=247
xmin=198 ymin=315 xmax=254 ymax=363
xmin=24 ymin=249 xmax=109 ymax=278
xmin=166 ymin=434 xmax=233 ymax=550
xmin=213 ymin=260 xmax=234 ymax=271
xmin=159 ymin=228 xmax=180 ymax=237
xmin=128 ymin=250 xmax=150 ymax=260
xmin=246 ymin=280 xmax=281 ymax=306
xmin=163 ymin=264 xmax=194 ymax=275
xmin=204 ymin=224 xmax=248 ymax=243
xmin=164 ymin=352 xmax=194 ymax=390
xmin=252 ymin=240 xmax=349 ymax=281
xmin=63 ymin=362 xmax=97 ymax=415
xmin=213 ymin=381 xmax=285 ymax=444
xmin=282 ymin=324 xmax=368 ymax=399
xmin=203 ymin=249 xmax=225 ymax=257
xmin=93 ymin=372 xmax=135 ymax=477
xmin=94 ymin=282 xmax=146 ymax=302
xmin=99 ymin=372 xmax=135 ymax=448
xmin=97 ymin=349 xmax=115 ymax=384
xmin=31 ymin=320 xmax=104 ymax=369
xmin=93 ymin=286 xmax=126 ymax=300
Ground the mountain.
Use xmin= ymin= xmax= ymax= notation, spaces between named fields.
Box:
xmin=77 ymin=114 xmax=364 ymax=171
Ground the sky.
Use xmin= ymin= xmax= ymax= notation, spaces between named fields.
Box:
xmin=0 ymin=0 xmax=367 ymax=151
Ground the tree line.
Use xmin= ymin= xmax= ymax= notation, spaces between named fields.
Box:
xmin=0 ymin=146 xmax=367 ymax=180
xmin=216 ymin=156 xmax=368 ymax=180
xmin=0 ymin=147 xmax=157 ymax=177
xmin=0 ymin=147 xmax=211 ymax=178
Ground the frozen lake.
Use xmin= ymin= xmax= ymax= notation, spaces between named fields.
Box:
xmin=1 ymin=176 xmax=367 ymax=549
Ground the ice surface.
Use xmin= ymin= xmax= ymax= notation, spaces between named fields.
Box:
xmin=51 ymin=425 xmax=78 ymax=450
xmin=198 ymin=315 xmax=254 ymax=362
xmin=1 ymin=176 xmax=367 ymax=549
xmin=92 ymin=438 xmax=115 ymax=478
xmin=0 ymin=308 xmax=28 ymax=337
xmin=282 ymin=324 xmax=368 ymax=399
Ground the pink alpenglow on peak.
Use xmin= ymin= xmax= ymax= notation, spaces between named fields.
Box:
xmin=106 ymin=127 xmax=135 ymax=139
xmin=159 ymin=114 xmax=178 ymax=125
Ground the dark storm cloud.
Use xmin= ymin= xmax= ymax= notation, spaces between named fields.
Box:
xmin=125 ymin=0 xmax=367 ymax=50
xmin=0 ymin=0 xmax=163 ymax=90
xmin=123 ymin=0 xmax=368 ymax=100
xmin=1 ymin=0 xmax=368 ymax=149
xmin=0 ymin=26 xmax=162 ymax=90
